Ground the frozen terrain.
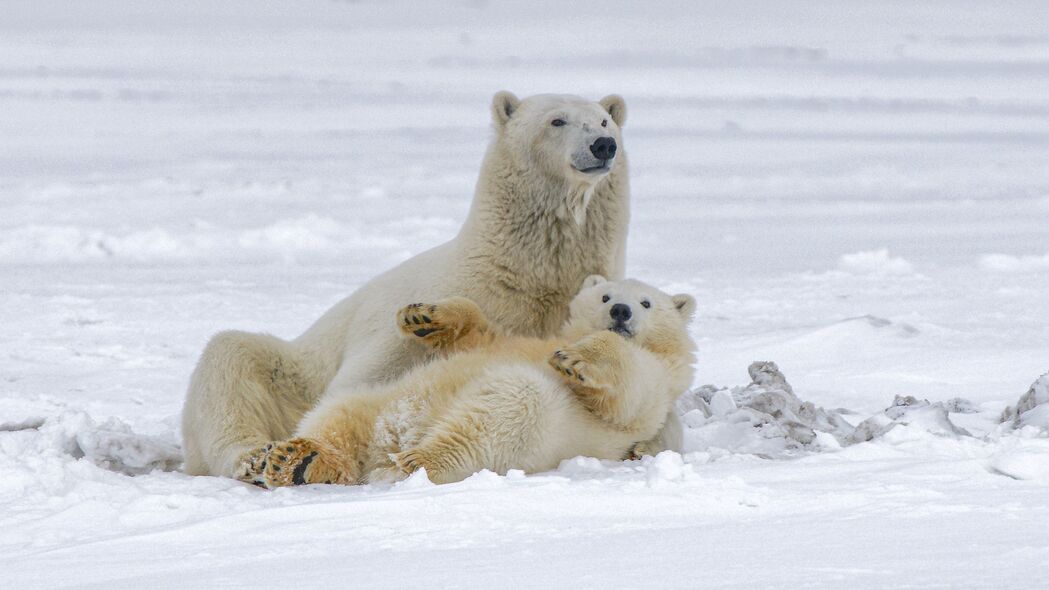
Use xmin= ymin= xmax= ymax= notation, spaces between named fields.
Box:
xmin=2 ymin=1 xmax=1048 ymax=587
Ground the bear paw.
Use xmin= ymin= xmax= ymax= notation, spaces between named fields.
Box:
xmin=237 ymin=438 xmax=349 ymax=489
xmin=389 ymin=448 xmax=429 ymax=475
xmin=549 ymin=347 xmax=611 ymax=389
xmin=398 ymin=302 xmax=452 ymax=343
xmin=627 ymin=440 xmax=658 ymax=460
xmin=235 ymin=446 xmax=270 ymax=487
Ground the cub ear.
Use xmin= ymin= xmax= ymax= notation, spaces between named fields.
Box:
xmin=671 ymin=294 xmax=696 ymax=320
xmin=582 ymin=274 xmax=607 ymax=289
xmin=492 ymin=90 xmax=521 ymax=128
xmin=599 ymin=94 xmax=627 ymax=127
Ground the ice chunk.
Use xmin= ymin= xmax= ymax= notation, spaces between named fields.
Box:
xmin=1000 ymin=372 xmax=1049 ymax=430
xmin=849 ymin=395 xmax=972 ymax=444
xmin=678 ymin=362 xmax=855 ymax=457
xmin=39 ymin=410 xmax=182 ymax=475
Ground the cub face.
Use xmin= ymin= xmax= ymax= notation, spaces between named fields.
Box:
xmin=565 ymin=275 xmax=696 ymax=350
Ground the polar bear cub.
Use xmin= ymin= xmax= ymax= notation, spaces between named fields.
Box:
xmin=239 ymin=276 xmax=696 ymax=488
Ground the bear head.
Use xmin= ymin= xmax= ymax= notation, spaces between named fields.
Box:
xmin=491 ymin=91 xmax=626 ymax=181
xmin=490 ymin=91 xmax=627 ymax=223
xmin=564 ymin=275 xmax=696 ymax=354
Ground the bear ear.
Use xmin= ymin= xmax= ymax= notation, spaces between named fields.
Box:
xmin=671 ymin=294 xmax=696 ymax=320
xmin=492 ymin=90 xmax=521 ymax=128
xmin=599 ymin=94 xmax=627 ymax=127
xmin=582 ymin=274 xmax=607 ymax=289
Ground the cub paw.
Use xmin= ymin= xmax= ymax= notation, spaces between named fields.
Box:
xmin=549 ymin=347 xmax=611 ymax=389
xmin=238 ymin=438 xmax=348 ymax=489
xmin=235 ymin=446 xmax=271 ymax=487
xmin=627 ymin=440 xmax=658 ymax=460
xmin=389 ymin=448 xmax=429 ymax=475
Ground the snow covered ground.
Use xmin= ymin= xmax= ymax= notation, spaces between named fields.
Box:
xmin=2 ymin=1 xmax=1048 ymax=587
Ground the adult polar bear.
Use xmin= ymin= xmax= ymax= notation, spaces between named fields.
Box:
xmin=182 ymin=91 xmax=674 ymax=478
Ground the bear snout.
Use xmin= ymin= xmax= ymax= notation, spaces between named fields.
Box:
xmin=589 ymin=137 xmax=617 ymax=161
xmin=609 ymin=303 xmax=632 ymax=322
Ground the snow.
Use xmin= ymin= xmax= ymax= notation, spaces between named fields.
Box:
xmin=979 ymin=251 xmax=1049 ymax=273
xmin=2 ymin=0 xmax=1049 ymax=587
xmin=837 ymin=248 xmax=916 ymax=276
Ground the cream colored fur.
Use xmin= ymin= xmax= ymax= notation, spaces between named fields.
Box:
xmin=181 ymin=92 xmax=632 ymax=477
xmin=238 ymin=277 xmax=696 ymax=487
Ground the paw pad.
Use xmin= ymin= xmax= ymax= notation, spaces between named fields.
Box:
xmin=238 ymin=439 xmax=346 ymax=489
xmin=399 ymin=303 xmax=449 ymax=340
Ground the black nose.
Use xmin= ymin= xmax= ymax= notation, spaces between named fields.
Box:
xmin=589 ymin=137 xmax=617 ymax=160
xmin=610 ymin=303 xmax=631 ymax=322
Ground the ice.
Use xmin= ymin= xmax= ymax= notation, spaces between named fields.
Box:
xmin=850 ymin=395 xmax=972 ymax=443
xmin=1000 ymin=372 xmax=1049 ymax=430
xmin=678 ymin=363 xmax=987 ymax=456
xmin=678 ymin=362 xmax=855 ymax=457
xmin=0 ymin=398 xmax=181 ymax=480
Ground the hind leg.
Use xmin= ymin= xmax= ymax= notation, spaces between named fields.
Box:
xmin=390 ymin=373 xmax=553 ymax=484
xmin=390 ymin=424 xmax=487 ymax=485
xmin=181 ymin=330 xmax=321 ymax=478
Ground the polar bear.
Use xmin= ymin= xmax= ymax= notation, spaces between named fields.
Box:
xmin=181 ymin=91 xmax=635 ymax=478
xmin=238 ymin=277 xmax=696 ymax=487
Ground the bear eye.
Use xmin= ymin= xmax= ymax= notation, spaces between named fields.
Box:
xmin=601 ymin=119 xmax=608 ymax=127
xmin=551 ymin=119 xmax=566 ymax=127
xmin=601 ymin=295 xmax=610 ymax=303
xmin=640 ymin=300 xmax=651 ymax=309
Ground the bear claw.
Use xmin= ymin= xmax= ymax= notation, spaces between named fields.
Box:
xmin=398 ymin=303 xmax=453 ymax=343
xmin=238 ymin=438 xmax=348 ymax=489
xmin=292 ymin=452 xmax=318 ymax=485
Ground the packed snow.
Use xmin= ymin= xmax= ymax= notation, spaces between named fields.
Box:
xmin=2 ymin=1 xmax=1048 ymax=588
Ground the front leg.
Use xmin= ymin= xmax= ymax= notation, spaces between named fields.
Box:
xmin=549 ymin=331 xmax=634 ymax=423
xmin=237 ymin=438 xmax=355 ymax=489
xmin=397 ymin=297 xmax=492 ymax=353
xmin=548 ymin=332 xmax=624 ymax=391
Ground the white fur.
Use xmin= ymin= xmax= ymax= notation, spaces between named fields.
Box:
xmin=291 ymin=278 xmax=697 ymax=485
xmin=181 ymin=91 xmax=632 ymax=477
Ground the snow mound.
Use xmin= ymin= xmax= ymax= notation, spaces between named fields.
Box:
xmin=678 ymin=361 xmax=855 ymax=457
xmin=677 ymin=363 xmax=991 ymax=457
xmin=849 ymin=395 xmax=972 ymax=443
xmin=978 ymin=252 xmax=1049 ymax=273
xmin=837 ymin=248 xmax=915 ymax=275
xmin=50 ymin=411 xmax=183 ymax=475
xmin=1000 ymin=372 xmax=1049 ymax=431
xmin=1 ymin=405 xmax=182 ymax=476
